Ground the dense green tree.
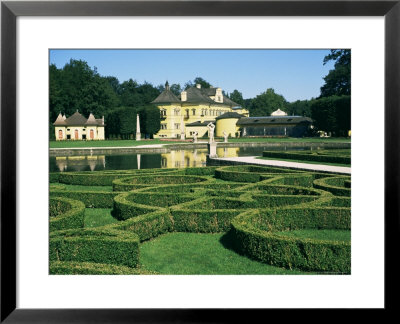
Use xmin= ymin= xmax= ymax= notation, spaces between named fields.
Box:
xmin=140 ymin=105 xmax=161 ymax=138
xmin=320 ymin=50 xmax=351 ymax=97
xmin=49 ymin=59 xmax=119 ymax=122
xmin=193 ymin=77 xmax=212 ymax=88
xmin=118 ymin=107 xmax=138 ymax=139
xmin=229 ymin=90 xmax=245 ymax=107
xmin=287 ymin=99 xmax=313 ymax=117
xmin=311 ymin=95 xmax=350 ymax=136
xmin=170 ymin=84 xmax=182 ymax=96
xmin=249 ymin=88 xmax=288 ymax=116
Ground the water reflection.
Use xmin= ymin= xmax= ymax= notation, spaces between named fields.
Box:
xmin=49 ymin=144 xmax=348 ymax=172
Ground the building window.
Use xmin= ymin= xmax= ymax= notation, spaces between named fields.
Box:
xmin=90 ymin=129 xmax=94 ymax=139
xmin=160 ymin=124 xmax=167 ymax=130
xmin=174 ymin=109 xmax=180 ymax=116
xmin=58 ymin=130 xmax=63 ymax=140
xmin=192 ymin=109 xmax=196 ymax=115
xmin=175 ymin=123 xmax=180 ymax=129
xmin=160 ymin=109 xmax=167 ymax=117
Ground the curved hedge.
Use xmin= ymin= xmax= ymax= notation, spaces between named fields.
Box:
xmin=112 ymin=175 xmax=210 ymax=192
xmin=49 ymin=165 xmax=351 ymax=274
xmin=230 ymin=207 xmax=350 ymax=273
xmin=49 ymin=197 xmax=85 ymax=231
xmin=313 ymin=176 xmax=351 ymax=197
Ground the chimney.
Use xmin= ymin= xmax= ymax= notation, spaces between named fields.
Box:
xmin=181 ymin=91 xmax=187 ymax=101
xmin=102 ymin=116 xmax=104 ymax=124
xmin=196 ymin=84 xmax=201 ymax=89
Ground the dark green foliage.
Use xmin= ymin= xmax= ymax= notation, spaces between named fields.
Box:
xmin=50 ymin=228 xmax=140 ymax=268
xmin=229 ymin=90 xmax=245 ymax=107
xmin=49 ymin=197 xmax=85 ymax=231
xmin=320 ymin=50 xmax=351 ymax=98
xmin=248 ymin=88 xmax=288 ymax=117
xmin=311 ymin=95 xmax=351 ymax=136
xmin=262 ymin=150 xmax=351 ymax=164
xmin=287 ymin=99 xmax=313 ymax=117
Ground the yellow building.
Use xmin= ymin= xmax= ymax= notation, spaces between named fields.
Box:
xmin=151 ymin=82 xmax=249 ymax=139
xmin=53 ymin=110 xmax=105 ymax=140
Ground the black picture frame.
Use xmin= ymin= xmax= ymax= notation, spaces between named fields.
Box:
xmin=1 ymin=0 xmax=398 ymax=322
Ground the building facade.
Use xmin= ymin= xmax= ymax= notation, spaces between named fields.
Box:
xmin=151 ymin=82 xmax=249 ymax=139
xmin=53 ymin=111 xmax=105 ymax=141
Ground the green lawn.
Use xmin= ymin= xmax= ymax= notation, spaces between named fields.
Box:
xmin=140 ymin=232 xmax=308 ymax=275
xmin=84 ymin=208 xmax=118 ymax=228
xmin=50 ymin=137 xmax=350 ymax=149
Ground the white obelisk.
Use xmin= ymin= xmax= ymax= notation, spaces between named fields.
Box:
xmin=136 ymin=114 xmax=141 ymax=141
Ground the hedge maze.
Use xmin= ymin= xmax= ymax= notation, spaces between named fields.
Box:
xmin=49 ymin=165 xmax=351 ymax=274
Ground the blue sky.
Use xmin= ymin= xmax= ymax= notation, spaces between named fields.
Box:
xmin=49 ymin=49 xmax=335 ymax=102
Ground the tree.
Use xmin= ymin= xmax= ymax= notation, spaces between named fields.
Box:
xmin=249 ymin=88 xmax=288 ymax=116
xmin=118 ymin=107 xmax=138 ymax=139
xmin=287 ymin=99 xmax=313 ymax=117
xmin=193 ymin=77 xmax=212 ymax=88
xmin=320 ymin=50 xmax=351 ymax=97
xmin=229 ymin=90 xmax=245 ymax=107
xmin=311 ymin=95 xmax=350 ymax=136
xmin=140 ymin=105 xmax=161 ymax=138
xmin=184 ymin=77 xmax=212 ymax=90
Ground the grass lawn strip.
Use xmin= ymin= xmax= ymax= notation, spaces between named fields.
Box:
xmin=140 ymin=232 xmax=307 ymax=275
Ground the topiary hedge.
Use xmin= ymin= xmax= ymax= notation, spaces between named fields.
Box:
xmin=230 ymin=207 xmax=351 ymax=273
xmin=49 ymin=165 xmax=351 ymax=274
xmin=50 ymin=228 xmax=140 ymax=268
xmin=49 ymin=197 xmax=85 ymax=231
xmin=262 ymin=150 xmax=351 ymax=165
xmin=313 ymin=176 xmax=351 ymax=197
xmin=49 ymin=261 xmax=156 ymax=275
xmin=112 ymin=175 xmax=210 ymax=192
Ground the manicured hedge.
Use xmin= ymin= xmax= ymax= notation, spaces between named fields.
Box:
xmin=110 ymin=210 xmax=173 ymax=242
xmin=50 ymin=261 xmax=156 ymax=275
xmin=313 ymin=176 xmax=351 ymax=197
xmin=112 ymin=192 xmax=163 ymax=220
xmin=50 ymin=190 xmax=118 ymax=208
xmin=49 ymin=197 xmax=85 ymax=231
xmin=230 ymin=207 xmax=351 ymax=273
xmin=215 ymin=165 xmax=303 ymax=183
xmin=57 ymin=168 xmax=180 ymax=186
xmin=50 ymin=228 xmax=140 ymax=268
xmin=262 ymin=150 xmax=351 ymax=164
xmin=112 ymin=175 xmax=210 ymax=192
xmin=48 ymin=166 xmax=351 ymax=273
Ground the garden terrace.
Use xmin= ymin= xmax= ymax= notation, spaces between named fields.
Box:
xmin=49 ymin=165 xmax=351 ymax=274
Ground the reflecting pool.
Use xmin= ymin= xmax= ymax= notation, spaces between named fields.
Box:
xmin=49 ymin=144 xmax=347 ymax=172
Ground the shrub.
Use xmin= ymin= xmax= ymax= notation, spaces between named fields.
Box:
xmin=313 ymin=176 xmax=351 ymax=197
xmin=49 ymin=197 xmax=85 ymax=231
xmin=49 ymin=261 xmax=156 ymax=275
xmin=50 ymin=228 xmax=140 ymax=268
xmin=230 ymin=207 xmax=351 ymax=273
